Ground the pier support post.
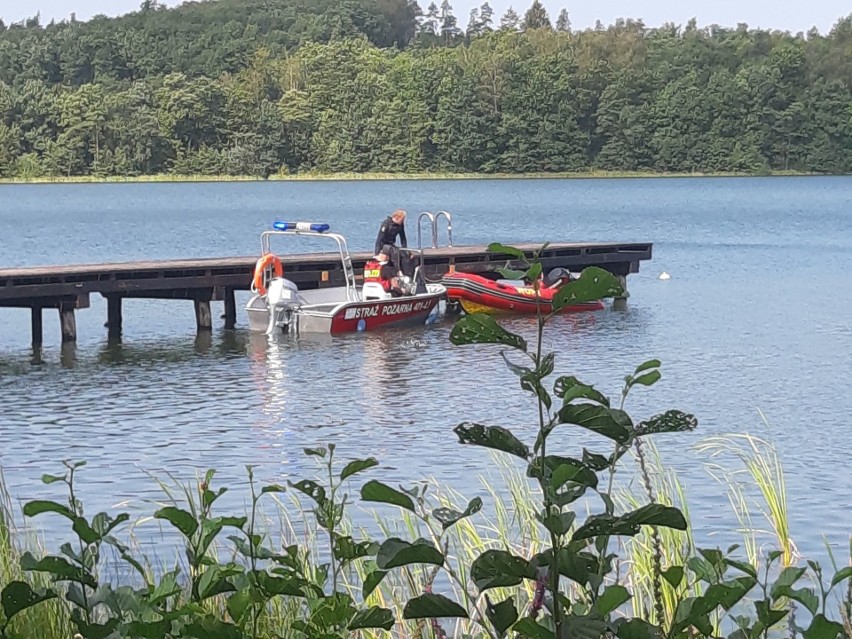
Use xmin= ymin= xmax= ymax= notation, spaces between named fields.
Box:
xmin=59 ymin=305 xmax=77 ymax=342
xmin=31 ymin=307 xmax=43 ymax=349
xmin=107 ymin=295 xmax=123 ymax=341
xmin=194 ymin=299 xmax=213 ymax=332
xmin=613 ymin=275 xmax=628 ymax=311
xmin=224 ymin=288 xmax=237 ymax=330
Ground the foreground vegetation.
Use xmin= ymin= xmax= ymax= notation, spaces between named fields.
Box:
xmin=1 ymin=1 xmax=851 ymax=180
xmin=2 ymin=247 xmax=851 ymax=638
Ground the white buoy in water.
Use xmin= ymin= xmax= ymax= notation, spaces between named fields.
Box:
xmin=659 ymin=271 xmax=671 ymax=280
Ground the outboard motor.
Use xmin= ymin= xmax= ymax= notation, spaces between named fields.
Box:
xmin=265 ymin=277 xmax=301 ymax=334
xmin=543 ymin=267 xmax=572 ymax=289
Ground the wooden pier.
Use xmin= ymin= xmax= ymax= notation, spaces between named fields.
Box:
xmin=0 ymin=242 xmax=652 ymax=345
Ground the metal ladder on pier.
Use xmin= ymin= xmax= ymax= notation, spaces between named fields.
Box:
xmin=416 ymin=211 xmax=453 ymax=250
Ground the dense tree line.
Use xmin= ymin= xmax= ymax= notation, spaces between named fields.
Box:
xmin=0 ymin=0 xmax=850 ymax=178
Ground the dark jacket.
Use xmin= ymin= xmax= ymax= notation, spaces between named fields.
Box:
xmin=374 ymin=216 xmax=407 ymax=254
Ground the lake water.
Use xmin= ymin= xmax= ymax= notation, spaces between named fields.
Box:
xmin=1 ymin=176 xmax=851 ymax=567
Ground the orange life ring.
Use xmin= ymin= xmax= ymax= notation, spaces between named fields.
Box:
xmin=252 ymin=254 xmax=283 ymax=296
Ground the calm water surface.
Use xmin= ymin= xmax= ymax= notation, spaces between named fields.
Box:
xmin=0 ymin=176 xmax=850 ymax=563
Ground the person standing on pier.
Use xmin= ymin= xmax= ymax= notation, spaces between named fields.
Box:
xmin=374 ymin=209 xmax=408 ymax=255
xmin=374 ymin=209 xmax=409 ymax=274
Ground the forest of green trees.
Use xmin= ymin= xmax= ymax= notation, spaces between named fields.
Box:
xmin=0 ymin=0 xmax=850 ymax=179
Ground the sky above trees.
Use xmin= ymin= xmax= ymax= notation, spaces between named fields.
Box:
xmin=1 ymin=0 xmax=849 ymax=34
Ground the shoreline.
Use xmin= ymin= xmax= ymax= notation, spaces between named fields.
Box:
xmin=0 ymin=169 xmax=843 ymax=185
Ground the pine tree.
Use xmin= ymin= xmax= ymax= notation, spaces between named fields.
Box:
xmin=440 ymin=0 xmax=460 ymax=43
xmin=500 ymin=6 xmax=520 ymax=31
xmin=467 ymin=8 xmax=482 ymax=38
xmin=479 ymin=2 xmax=494 ymax=31
xmin=523 ymin=0 xmax=551 ymax=30
xmin=556 ymin=8 xmax=571 ymax=32
xmin=421 ymin=2 xmax=439 ymax=34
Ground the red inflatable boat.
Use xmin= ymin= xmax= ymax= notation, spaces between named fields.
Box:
xmin=442 ymin=268 xmax=605 ymax=314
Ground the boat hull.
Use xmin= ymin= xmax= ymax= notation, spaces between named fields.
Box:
xmin=246 ymin=289 xmax=445 ymax=335
xmin=442 ymin=273 xmax=604 ymax=314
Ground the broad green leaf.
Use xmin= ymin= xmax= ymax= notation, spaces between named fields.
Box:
xmin=402 ymin=593 xmax=468 ymax=619
xmin=227 ymin=535 xmax=278 ymax=561
xmin=376 ymin=538 xmax=444 ymax=570
xmin=148 ymin=571 xmax=181 ymax=605
xmin=340 ymin=457 xmax=378 ymax=481
xmin=769 ymin=567 xmax=807 ymax=599
xmin=501 ymin=351 xmax=532 ymax=377
xmin=526 ymin=261 xmax=543 ymax=284
xmin=485 ymin=596 xmax=518 ymax=637
xmin=831 ymin=566 xmax=852 ymax=588
xmin=287 ymin=480 xmax=327 ymax=506
xmin=197 ymin=566 xmax=238 ymax=601
xmin=527 ymin=456 xmax=599 ymax=490
xmin=703 ymin=577 xmax=757 ymax=611
xmin=154 ymin=507 xmax=198 ymax=538
xmin=698 ymin=549 xmax=722 ymax=566
xmin=72 ymin=517 xmax=99 ymax=545
xmin=634 ymin=359 xmax=662 ymax=375
xmin=635 ymin=410 xmax=698 ymax=436
xmin=432 ymin=497 xmax=483 ymax=530
xmin=332 ymin=535 xmax=372 ymax=564
xmin=20 ymin=553 xmax=97 ymax=588
xmin=198 ymin=517 xmax=247 ymax=558
xmin=512 ymin=618 xmax=556 ymax=638
xmin=623 ymin=504 xmax=688 ymax=530
xmin=21 ymin=500 xmax=75 ymax=521
xmin=554 ymin=376 xmax=611 ymax=407
xmin=582 ymin=449 xmax=611 ymax=471
xmin=498 ymin=267 xmax=528 ymax=280
xmin=687 ymin=556 xmax=717 ymax=584
xmin=347 ymin=606 xmax=394 ymax=631
xmin=1 ymin=581 xmax=57 ymax=622
xmin=73 ymin=618 xmax=120 ymax=639
xmin=226 ymin=590 xmax=253 ymax=625
xmin=755 ymin=600 xmax=789 ymax=629
xmin=201 ymin=486 xmax=226 ymax=510
xmin=450 ymin=313 xmax=527 ymax=351
xmin=775 ymin=586 xmax=819 ymax=616
xmin=594 ymin=584 xmax=631 ymax=615
xmin=488 ymin=243 xmax=527 ymax=260
xmin=564 ymin=614 xmax=609 ymax=639
xmin=540 ymin=511 xmax=576 ymax=536
xmin=671 ymin=596 xmax=717 ymax=635
xmin=724 ymin=558 xmax=758 ymax=579
xmin=520 ymin=373 xmax=552 ymax=410
xmin=803 ymin=614 xmax=845 ymax=639
xmin=558 ymin=404 xmax=632 ymax=444
xmin=630 ymin=370 xmax=661 ymax=387
xmin=260 ymin=484 xmax=285 ymax=494
xmin=125 ymin=619 xmax=172 ymax=639
xmin=453 ymin=423 xmax=530 ymax=460
xmin=256 ymin=571 xmax=320 ymax=598
xmin=615 ymin=618 xmax=666 ymax=639
xmin=360 ymin=480 xmax=415 ymax=512
xmin=92 ymin=512 xmax=129 ymax=538
xmin=362 ymin=570 xmax=387 ymax=600
xmin=470 ymin=550 xmax=536 ymax=591
xmin=183 ymin=617 xmax=244 ymax=639
xmin=662 ymin=566 xmax=685 ymax=588
xmin=552 ymin=266 xmax=624 ymax=311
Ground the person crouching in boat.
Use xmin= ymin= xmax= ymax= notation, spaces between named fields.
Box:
xmin=367 ymin=251 xmax=406 ymax=297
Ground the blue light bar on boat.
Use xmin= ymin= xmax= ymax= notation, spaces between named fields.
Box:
xmin=272 ymin=221 xmax=330 ymax=233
